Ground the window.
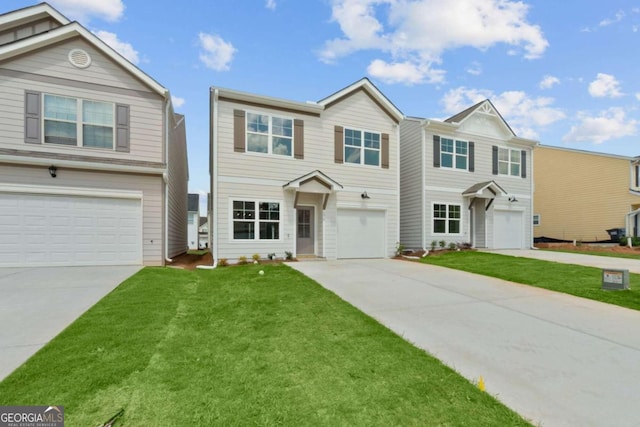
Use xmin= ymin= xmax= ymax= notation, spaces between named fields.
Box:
xmin=498 ymin=148 xmax=521 ymax=176
xmin=441 ymin=138 xmax=468 ymax=170
xmin=43 ymin=94 xmax=114 ymax=149
xmin=433 ymin=204 xmax=461 ymax=234
xmin=246 ymin=113 xmax=292 ymax=156
xmin=344 ymin=128 xmax=380 ymax=166
xmin=232 ymin=200 xmax=280 ymax=240
xmin=533 ymin=214 xmax=540 ymax=226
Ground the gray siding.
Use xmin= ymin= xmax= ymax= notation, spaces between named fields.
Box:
xmin=0 ymin=164 xmax=163 ymax=265
xmin=399 ymin=118 xmax=423 ymax=249
xmin=167 ymin=113 xmax=188 ymax=258
xmin=0 ymin=18 xmax=61 ymax=46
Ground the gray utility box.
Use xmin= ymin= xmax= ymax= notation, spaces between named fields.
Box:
xmin=602 ymin=269 xmax=630 ymax=290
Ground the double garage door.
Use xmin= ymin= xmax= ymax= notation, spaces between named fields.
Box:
xmin=337 ymin=209 xmax=386 ymax=259
xmin=0 ymin=192 xmax=142 ymax=267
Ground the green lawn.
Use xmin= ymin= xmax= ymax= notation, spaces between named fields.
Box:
xmin=421 ymin=251 xmax=640 ymax=310
xmin=0 ymin=265 xmax=528 ymax=426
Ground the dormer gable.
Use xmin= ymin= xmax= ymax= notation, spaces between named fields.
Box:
xmin=0 ymin=3 xmax=68 ymax=47
xmin=445 ymin=99 xmax=515 ymax=140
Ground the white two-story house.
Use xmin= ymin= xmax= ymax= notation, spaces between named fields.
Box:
xmin=400 ymin=100 xmax=538 ymax=250
xmin=208 ymin=78 xmax=403 ymax=263
xmin=0 ymin=3 xmax=188 ymax=267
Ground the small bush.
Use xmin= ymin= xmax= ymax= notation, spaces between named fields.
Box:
xmin=439 ymin=240 xmax=446 ymax=249
xmin=268 ymin=253 xmax=276 ymax=260
xmin=284 ymin=251 xmax=293 ymax=260
xmin=238 ymin=256 xmax=248 ymax=265
xmin=457 ymin=242 xmax=473 ymax=250
xmin=395 ymin=242 xmax=405 ymax=256
xmin=430 ymin=240 xmax=438 ymax=251
xmin=218 ymin=258 xmax=228 ymax=267
xmin=448 ymin=242 xmax=457 ymax=250
xmin=252 ymin=253 xmax=261 ymax=261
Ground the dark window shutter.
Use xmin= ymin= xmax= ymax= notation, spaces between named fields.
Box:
xmin=521 ymin=150 xmax=527 ymax=178
xmin=381 ymin=133 xmax=389 ymax=169
xmin=492 ymin=146 xmax=498 ymax=175
xmin=468 ymin=141 xmax=475 ymax=172
xmin=636 ymin=165 xmax=639 ymax=187
xmin=433 ymin=135 xmax=440 ymax=167
xmin=233 ymin=109 xmax=246 ymax=153
xmin=334 ymin=126 xmax=344 ymax=163
xmin=115 ymin=104 xmax=130 ymax=152
xmin=25 ymin=91 xmax=41 ymax=144
xmin=294 ymin=119 xmax=304 ymax=159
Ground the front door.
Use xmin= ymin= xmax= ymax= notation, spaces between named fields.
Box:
xmin=296 ymin=207 xmax=314 ymax=255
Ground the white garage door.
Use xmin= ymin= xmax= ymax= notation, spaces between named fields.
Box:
xmin=494 ymin=210 xmax=523 ymax=249
xmin=337 ymin=209 xmax=386 ymax=259
xmin=0 ymin=193 xmax=142 ymax=267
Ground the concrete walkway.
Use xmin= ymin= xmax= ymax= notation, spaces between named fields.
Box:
xmin=0 ymin=266 xmax=141 ymax=381
xmin=487 ymin=249 xmax=640 ymax=274
xmin=290 ymin=259 xmax=640 ymax=427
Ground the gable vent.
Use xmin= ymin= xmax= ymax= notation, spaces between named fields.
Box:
xmin=68 ymin=49 xmax=92 ymax=69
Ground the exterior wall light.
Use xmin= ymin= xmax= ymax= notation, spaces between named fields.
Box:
xmin=49 ymin=165 xmax=57 ymax=178
xmin=361 ymin=191 xmax=370 ymax=199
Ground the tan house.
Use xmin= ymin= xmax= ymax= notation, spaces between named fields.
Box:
xmin=533 ymin=145 xmax=640 ymax=242
xmin=207 ymin=78 xmax=403 ymax=264
xmin=0 ymin=3 xmax=188 ymax=267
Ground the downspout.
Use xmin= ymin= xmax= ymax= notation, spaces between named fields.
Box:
xmin=530 ymin=145 xmax=536 ymax=249
xmin=199 ymin=88 xmax=219 ymax=269
xmin=421 ymin=120 xmax=428 ymax=251
xmin=164 ymin=93 xmax=172 ymax=263
xmin=395 ymin=121 xmax=400 ymax=257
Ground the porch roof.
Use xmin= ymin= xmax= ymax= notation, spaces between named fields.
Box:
xmin=462 ymin=180 xmax=508 ymax=199
xmin=283 ymin=170 xmax=343 ymax=193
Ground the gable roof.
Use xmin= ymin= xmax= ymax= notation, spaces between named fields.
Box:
xmin=188 ymin=194 xmax=199 ymax=212
xmin=462 ymin=180 xmax=508 ymax=198
xmin=0 ymin=3 xmax=168 ymax=97
xmin=318 ymin=78 xmax=404 ymax=124
xmin=445 ymin=99 xmax=516 ymax=137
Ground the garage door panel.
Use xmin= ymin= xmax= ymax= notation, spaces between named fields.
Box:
xmin=494 ymin=210 xmax=523 ymax=249
xmin=337 ymin=209 xmax=386 ymax=259
xmin=0 ymin=193 xmax=141 ymax=267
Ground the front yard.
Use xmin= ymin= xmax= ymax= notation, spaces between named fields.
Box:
xmin=0 ymin=265 xmax=528 ymax=426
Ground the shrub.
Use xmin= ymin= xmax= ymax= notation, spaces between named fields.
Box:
xmin=218 ymin=258 xmax=228 ymax=267
xmin=284 ymin=251 xmax=293 ymax=260
xmin=395 ymin=242 xmax=405 ymax=256
xmin=448 ymin=242 xmax=457 ymax=250
xmin=238 ymin=256 xmax=248 ymax=265
xmin=430 ymin=240 xmax=438 ymax=251
xmin=439 ymin=240 xmax=446 ymax=249
xmin=267 ymin=253 xmax=276 ymax=260
xmin=252 ymin=253 xmax=261 ymax=261
xmin=457 ymin=242 xmax=473 ymax=250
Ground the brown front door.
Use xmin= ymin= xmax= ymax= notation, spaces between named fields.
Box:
xmin=296 ymin=207 xmax=314 ymax=255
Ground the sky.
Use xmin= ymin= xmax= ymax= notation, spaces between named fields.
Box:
xmin=4 ymin=0 xmax=640 ymax=213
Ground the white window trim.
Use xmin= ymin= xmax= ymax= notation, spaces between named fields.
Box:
xmin=245 ymin=110 xmax=294 ymax=157
xmin=431 ymin=202 xmax=463 ymax=235
xmin=440 ymin=137 xmax=469 ymax=171
xmin=343 ymin=127 xmax=382 ymax=167
xmin=229 ymin=198 xmax=283 ymax=242
xmin=498 ymin=147 xmax=521 ymax=177
xmin=533 ymin=214 xmax=541 ymax=226
xmin=42 ymin=93 xmax=116 ymax=150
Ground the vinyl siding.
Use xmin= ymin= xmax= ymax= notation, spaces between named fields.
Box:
xmin=0 ymin=163 xmax=163 ymax=265
xmin=0 ymin=18 xmax=61 ymax=45
xmin=166 ymin=114 xmax=188 ymax=258
xmin=533 ymin=146 xmax=638 ymax=241
xmin=0 ymin=38 xmax=164 ymax=164
xmin=214 ymin=89 xmax=399 ymax=260
xmin=399 ymin=118 xmax=423 ymax=249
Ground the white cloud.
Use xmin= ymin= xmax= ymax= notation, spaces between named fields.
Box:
xmin=635 ymin=93 xmax=640 ymax=101
xmin=367 ymin=59 xmax=444 ymax=84
xmin=319 ymin=0 xmax=548 ymax=84
xmin=94 ymin=30 xmax=139 ymax=64
xmin=266 ymin=0 xmax=276 ymax=10
xmin=465 ymin=61 xmax=482 ymax=76
xmin=588 ymin=73 xmax=623 ymax=98
xmin=599 ymin=10 xmax=625 ymax=27
xmin=172 ymin=96 xmax=185 ymax=108
xmin=442 ymin=87 xmax=565 ymax=139
xmin=198 ymin=33 xmax=236 ymax=71
xmin=563 ymin=108 xmax=637 ymax=144
xmin=50 ymin=0 xmax=124 ymax=23
xmin=539 ymin=75 xmax=560 ymax=90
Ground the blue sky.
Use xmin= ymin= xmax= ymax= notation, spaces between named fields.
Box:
xmin=5 ymin=0 xmax=640 ymax=212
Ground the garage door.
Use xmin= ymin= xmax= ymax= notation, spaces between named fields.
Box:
xmin=0 ymin=193 xmax=142 ymax=267
xmin=337 ymin=209 xmax=385 ymax=258
xmin=494 ymin=210 xmax=523 ymax=249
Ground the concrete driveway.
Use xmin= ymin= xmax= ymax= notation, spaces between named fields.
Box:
xmin=290 ymin=259 xmax=640 ymax=427
xmin=0 ymin=265 xmax=141 ymax=381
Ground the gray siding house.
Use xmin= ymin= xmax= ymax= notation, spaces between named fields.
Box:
xmin=400 ymin=100 xmax=538 ymax=250
xmin=0 ymin=3 xmax=188 ymax=266
xmin=208 ymin=78 xmax=403 ymax=264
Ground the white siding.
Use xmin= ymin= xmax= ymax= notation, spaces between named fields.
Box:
xmin=167 ymin=114 xmax=188 ymax=257
xmin=0 ymin=164 xmax=163 ymax=265
xmin=399 ymin=118 xmax=424 ymax=249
